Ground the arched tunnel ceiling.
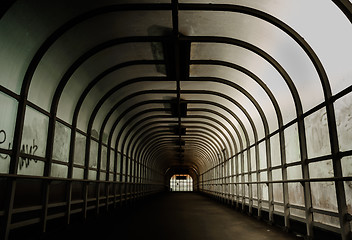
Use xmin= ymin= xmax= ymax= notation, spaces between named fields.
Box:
xmin=0 ymin=0 xmax=352 ymax=175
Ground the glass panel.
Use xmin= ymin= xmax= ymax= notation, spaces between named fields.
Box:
xmin=305 ymin=108 xmax=331 ymax=159
xmin=74 ymin=132 xmax=86 ymax=166
xmin=275 ymin=205 xmax=284 ymax=213
xmin=272 ymin=169 xmax=282 ymax=181
xmin=29 ymin=10 xmax=172 ymax=112
xmin=261 ymin=183 xmax=269 ymax=201
xmin=238 ymin=155 xmax=241 ymax=174
xmin=335 ymin=92 xmax=352 ymax=152
xmin=57 ymin=43 xmax=164 ymax=123
xmin=313 ymin=213 xmax=340 ymax=228
xmin=117 ymin=153 xmax=122 ymax=174
xmin=191 ymin=42 xmax=296 ymax=125
xmin=89 ymin=140 xmax=98 ymax=168
xmin=251 ymin=173 xmax=256 ymax=182
xmin=51 ymin=163 xmax=68 ymax=178
xmin=251 ymin=184 xmax=258 ymax=199
xmin=181 ymin=0 xmax=352 ymax=95
xmin=17 ymin=159 xmax=44 ymax=176
xmin=53 ymin=121 xmax=71 ymax=162
xmin=345 ymin=180 xmax=352 ymax=215
xmin=91 ymin=66 xmax=168 ymax=135
xmin=259 ymin=142 xmax=266 ymax=170
xmin=273 ymin=183 xmax=283 ymax=203
xmin=109 ymin=149 xmax=115 ymax=173
xmin=341 ymin=156 xmax=352 ymax=214
xmin=290 ymin=208 xmax=305 ymax=219
xmin=270 ymin=133 xmax=281 ymax=167
xmin=287 ymin=165 xmax=302 ymax=180
xmin=22 ymin=106 xmax=48 ymax=158
xmin=260 ymin=171 xmax=267 ymax=182
xmin=0 ymin=92 xmax=17 ymax=151
xmin=250 ymin=147 xmax=256 ymax=172
xmin=284 ymin=123 xmax=300 ymax=163
xmin=342 ymin=156 xmax=352 ymax=177
xmin=100 ymin=172 xmax=106 ymax=181
xmin=311 ymin=181 xmax=338 ymax=212
xmin=243 ymin=153 xmax=248 ymax=173
xmin=309 ymin=160 xmax=334 ymax=179
xmin=72 ymin=167 xmax=84 ymax=179
xmin=288 ymin=183 xmax=305 ymax=206
xmin=101 ymin=146 xmax=107 ymax=171
xmin=182 ymin=10 xmax=323 ymax=112
xmin=0 ymin=154 xmax=10 ymax=174
xmin=189 ymin=64 xmax=278 ymax=133
xmin=88 ymin=170 xmax=97 ymax=180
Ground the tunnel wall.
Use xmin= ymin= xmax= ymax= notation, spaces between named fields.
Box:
xmin=197 ymin=91 xmax=352 ymax=238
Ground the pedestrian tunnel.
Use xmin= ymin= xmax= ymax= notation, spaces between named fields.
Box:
xmin=0 ymin=1 xmax=352 ymax=240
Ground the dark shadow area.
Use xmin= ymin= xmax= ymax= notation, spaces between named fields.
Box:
xmin=10 ymin=192 xmax=308 ymax=240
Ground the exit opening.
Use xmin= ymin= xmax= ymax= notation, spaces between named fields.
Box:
xmin=170 ymin=174 xmax=193 ymax=192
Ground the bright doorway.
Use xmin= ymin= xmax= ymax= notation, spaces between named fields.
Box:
xmin=170 ymin=174 xmax=193 ymax=192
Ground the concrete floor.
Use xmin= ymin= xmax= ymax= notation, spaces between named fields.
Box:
xmin=41 ymin=192 xmax=304 ymax=240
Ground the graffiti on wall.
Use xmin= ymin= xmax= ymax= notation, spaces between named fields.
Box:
xmin=0 ymin=129 xmax=10 ymax=160
xmin=19 ymin=139 xmax=38 ymax=170
xmin=0 ymin=129 xmax=39 ymax=169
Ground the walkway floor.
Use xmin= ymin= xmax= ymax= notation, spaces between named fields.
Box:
xmin=42 ymin=192 xmax=303 ymax=240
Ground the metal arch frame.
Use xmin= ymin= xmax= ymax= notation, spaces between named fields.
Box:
xmin=85 ymin=38 xmax=284 ymax=158
xmin=143 ymin=144 xmax=207 ymax=173
xmin=10 ymin=1 xmax=349 ymax=174
xmin=102 ymin=107 xmax=169 ymax=174
xmin=130 ymin=126 xmax=224 ymax=166
xmin=186 ymin=75 xmax=275 ymax=219
xmin=99 ymin=89 xmax=253 ymax=189
xmin=17 ymin=4 xmax=292 ymax=200
xmin=187 ymin=100 xmax=251 ymax=147
xmin=100 ymin=89 xmax=258 ymax=181
xmin=183 ymin=35 xmax=311 ymax=230
xmin=127 ymin=111 xmax=225 ymax=156
xmin=134 ymin=127 xmax=225 ymax=169
xmin=70 ymin=61 xmax=164 ymax=179
xmin=2 ymin=2 xmax=350 ymax=240
xmin=190 ymin=60 xmax=290 ymax=225
xmin=13 ymin=12 xmax=292 ymax=236
xmin=138 ymin=127 xmax=226 ymax=180
xmin=186 ymin=77 xmax=269 ymax=146
xmin=120 ymin=116 xmax=231 ymax=168
xmin=119 ymin=113 xmax=235 ymax=162
xmin=102 ymin=90 xmax=256 ymax=159
xmin=142 ymin=138 xmax=218 ymax=171
xmin=132 ymin=120 xmax=230 ymax=168
xmin=45 ymin=30 xmax=288 ymax=231
xmin=332 ymin=0 xmax=352 ymax=23
xmin=190 ymin=61 xmax=290 ymax=220
xmin=85 ymin=83 xmax=250 ymax=162
xmin=85 ymin=77 xmax=170 ymax=174
xmin=130 ymin=129 xmax=220 ymax=169
xmin=131 ymin=125 xmax=225 ymax=174
xmin=139 ymin=134 xmax=218 ymax=165
xmin=121 ymin=109 xmax=236 ymax=157
xmin=190 ymin=60 xmax=283 ymax=131
xmin=179 ymin=4 xmax=349 ymax=237
xmin=104 ymin=90 xmax=175 ymax=178
xmin=113 ymin=106 xmax=226 ymax=155
xmin=129 ymin=122 xmax=234 ymax=173
xmin=150 ymin=142 xmax=215 ymax=173
xmin=98 ymin=101 xmax=169 ymax=181
xmin=188 ymin=108 xmax=242 ymax=152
